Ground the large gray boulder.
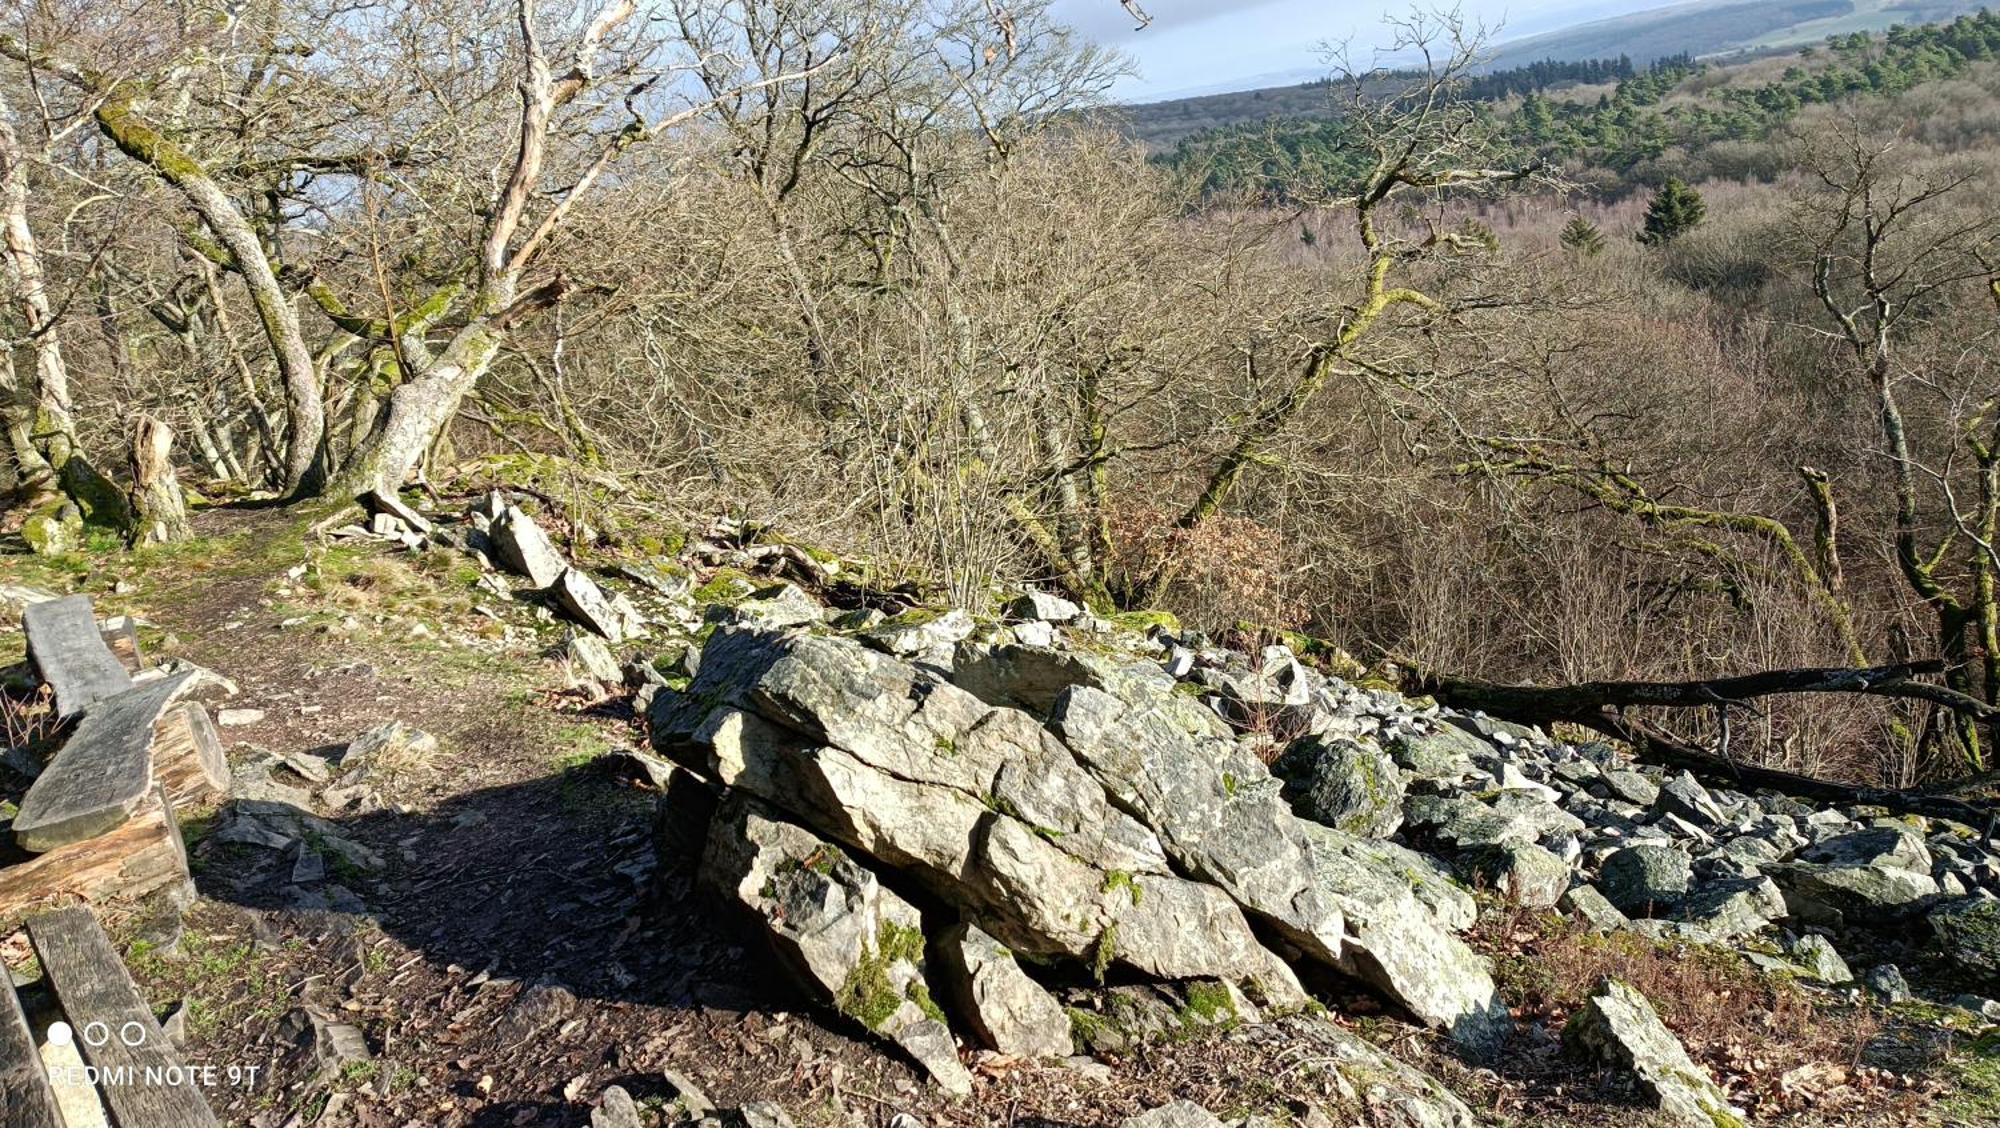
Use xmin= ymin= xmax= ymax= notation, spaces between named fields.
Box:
xmin=1564 ymin=978 xmax=1741 ymax=1127
xmin=1653 ymin=771 xmax=1727 ymax=827
xmin=552 ymin=568 xmax=643 ymax=643
xmin=1459 ymin=841 xmax=1569 ymax=909
xmin=1048 ymin=683 xmax=1351 ymax=969
xmin=1670 ymin=876 xmax=1787 ymax=942
xmin=1598 ymin=844 xmax=1693 ymax=915
xmin=699 ymin=795 xmax=971 ymax=1094
xmin=1769 ymin=828 xmax=1941 ymax=924
xmin=1300 ymin=824 xmax=1512 ymax=1056
xmin=1272 ymin=735 xmax=1405 ymax=839
xmin=1384 ymin=723 xmax=1484 ymax=780
xmin=935 ymin=923 xmax=1072 ymax=1059
xmin=726 ymin=583 xmax=825 ymax=630
xmin=653 ymin=629 xmax=1305 ymax=1006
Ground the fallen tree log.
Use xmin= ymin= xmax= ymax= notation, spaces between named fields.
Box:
xmin=1415 ymin=661 xmax=2000 ymax=723
xmin=1414 ymin=665 xmax=1995 ymax=828
xmin=0 ymin=786 xmax=190 ymax=931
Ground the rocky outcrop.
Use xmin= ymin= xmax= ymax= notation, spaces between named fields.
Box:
xmin=622 ymin=554 xmax=2000 ymax=1102
xmin=1272 ymin=735 xmax=1405 ymax=839
xmin=655 ymin=630 xmax=1308 ymax=1008
xmin=649 ymin=625 xmax=1519 ymax=1062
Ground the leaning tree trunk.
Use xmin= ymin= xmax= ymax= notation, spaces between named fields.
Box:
xmin=126 ymin=415 xmax=192 ymax=545
xmin=90 ymin=94 xmax=325 ymax=495
xmin=329 ymin=321 xmax=505 ymax=497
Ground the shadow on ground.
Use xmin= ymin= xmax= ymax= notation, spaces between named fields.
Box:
xmin=180 ymin=757 xmax=981 ymax=1127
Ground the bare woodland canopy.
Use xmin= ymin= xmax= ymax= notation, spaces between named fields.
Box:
xmin=1 ymin=0 xmax=1997 ymax=791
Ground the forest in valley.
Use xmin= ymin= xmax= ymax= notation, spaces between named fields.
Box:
xmin=3 ymin=0 xmax=1999 ymax=795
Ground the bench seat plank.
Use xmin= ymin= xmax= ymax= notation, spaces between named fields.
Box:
xmin=14 ymin=673 xmax=193 ymax=853
xmin=23 ymin=596 xmax=134 ymax=718
xmin=0 ymin=969 xmax=63 ymax=1128
xmin=26 ymin=907 xmax=218 ymax=1127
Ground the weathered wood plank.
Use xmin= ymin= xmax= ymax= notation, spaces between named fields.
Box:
xmin=27 ymin=907 xmax=219 ymax=1127
xmin=99 ymin=616 xmax=148 ymax=676
xmin=23 ymin=595 xmax=133 ymax=718
xmin=0 ymin=969 xmax=64 ymax=1128
xmin=0 ymin=787 xmax=189 ymax=933
xmin=14 ymin=674 xmax=193 ymax=853
xmin=151 ymin=704 xmax=229 ymax=809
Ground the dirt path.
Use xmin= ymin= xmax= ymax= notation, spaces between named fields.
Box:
xmin=2 ymin=508 xmax=957 ymax=1126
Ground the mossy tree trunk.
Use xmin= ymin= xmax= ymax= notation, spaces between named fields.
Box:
xmin=0 ymin=91 xmax=129 ymax=541
xmin=126 ymin=415 xmax=192 ymax=546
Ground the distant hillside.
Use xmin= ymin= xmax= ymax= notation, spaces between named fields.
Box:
xmin=1110 ymin=0 xmax=1988 ymax=150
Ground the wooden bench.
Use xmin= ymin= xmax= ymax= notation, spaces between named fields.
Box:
xmin=0 ymin=784 xmax=190 ymax=933
xmin=13 ymin=673 xmax=195 ymax=853
xmin=23 ymin=596 xmax=135 ymax=719
xmin=2 ymin=593 xmax=227 ymax=928
xmin=20 ymin=907 xmax=219 ymax=1126
xmin=0 ymin=963 xmax=62 ymax=1128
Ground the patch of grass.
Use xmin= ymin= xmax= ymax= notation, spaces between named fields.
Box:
xmin=1941 ymin=1043 xmax=2000 ymax=1125
xmin=550 ymin=722 xmax=612 ymax=769
xmin=1475 ymin=908 xmax=1882 ymax=1114
xmin=1179 ymin=981 xmax=1240 ymax=1028
xmin=837 ymin=920 xmax=930 ymax=1030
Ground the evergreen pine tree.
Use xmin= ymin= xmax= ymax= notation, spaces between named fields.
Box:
xmin=1560 ymin=215 xmax=1606 ymax=256
xmin=1637 ymin=177 xmax=1706 ymax=246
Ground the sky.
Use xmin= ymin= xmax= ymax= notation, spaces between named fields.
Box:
xmin=1048 ymin=0 xmax=1674 ymax=101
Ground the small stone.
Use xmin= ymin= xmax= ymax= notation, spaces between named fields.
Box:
xmin=491 ymin=505 xmax=568 ymax=588
xmin=1010 ymin=620 xmax=1056 ymax=648
xmin=1862 ymin=963 xmax=1911 ymax=1003
xmin=591 ymin=1085 xmax=643 ymax=1128
xmin=728 ymin=583 xmax=825 ymax=630
xmin=661 ymin=1069 xmax=714 ymax=1117
xmin=734 ymin=1101 xmax=798 ymax=1128
xmin=281 ymin=1008 xmax=371 ymax=1079
xmin=1600 ymin=769 xmax=1660 ymax=806
xmin=1561 ymin=884 xmax=1633 ymax=932
xmin=1654 ymin=771 xmax=1725 ymax=827
xmin=1786 ymin=934 xmax=1852 ymax=984
xmin=218 ymin=707 xmax=267 ymax=727
xmin=1007 ymin=590 xmax=1082 ymax=623
xmin=1120 ymin=1101 xmax=1227 ymax=1128
xmin=552 ymin=568 xmax=639 ymax=643
xmin=567 ymin=634 xmax=623 ymax=685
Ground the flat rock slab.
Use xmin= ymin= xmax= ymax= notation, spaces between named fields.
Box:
xmin=27 ymin=907 xmax=219 ymax=1126
xmin=14 ymin=673 xmax=194 ymax=853
xmin=24 ymin=595 xmax=133 ymax=718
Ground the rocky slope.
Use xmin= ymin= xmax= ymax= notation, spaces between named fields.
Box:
xmin=7 ymin=490 xmax=1999 ymax=1126
xmin=522 ymin=499 xmax=1997 ymax=1126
